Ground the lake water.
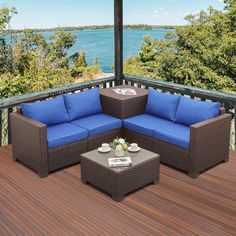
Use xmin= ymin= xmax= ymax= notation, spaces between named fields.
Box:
xmin=65 ymin=29 xmax=172 ymax=72
xmin=8 ymin=29 xmax=172 ymax=73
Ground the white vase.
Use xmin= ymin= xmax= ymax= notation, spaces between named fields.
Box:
xmin=115 ymin=149 xmax=125 ymax=157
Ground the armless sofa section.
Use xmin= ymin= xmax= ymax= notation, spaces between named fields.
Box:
xmin=10 ymin=87 xmax=231 ymax=178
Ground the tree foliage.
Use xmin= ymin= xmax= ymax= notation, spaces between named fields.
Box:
xmin=0 ymin=7 xmax=17 ymax=30
xmin=0 ymin=6 xmax=101 ymax=98
xmin=124 ymin=0 xmax=236 ymax=92
xmin=70 ymin=51 xmax=88 ymax=77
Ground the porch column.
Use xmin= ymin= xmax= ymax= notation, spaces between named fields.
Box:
xmin=114 ymin=0 xmax=123 ymax=85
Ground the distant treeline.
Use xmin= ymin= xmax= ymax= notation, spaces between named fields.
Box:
xmin=6 ymin=24 xmax=176 ymax=33
xmin=125 ymin=24 xmax=175 ymax=30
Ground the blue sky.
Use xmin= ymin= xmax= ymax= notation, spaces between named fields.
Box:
xmin=4 ymin=0 xmax=225 ymax=29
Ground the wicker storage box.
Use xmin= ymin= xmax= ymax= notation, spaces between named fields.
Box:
xmin=100 ymin=85 xmax=148 ymax=119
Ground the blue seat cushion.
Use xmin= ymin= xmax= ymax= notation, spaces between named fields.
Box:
xmin=71 ymin=113 xmax=122 ymax=137
xmin=175 ymin=96 xmax=221 ymax=126
xmin=21 ymin=96 xmax=69 ymax=126
xmin=145 ymin=89 xmax=180 ymax=121
xmin=47 ymin=123 xmax=88 ymax=149
xmin=63 ymin=88 xmax=103 ymax=121
xmin=154 ymin=123 xmax=190 ymax=149
xmin=123 ymin=114 xmax=173 ymax=137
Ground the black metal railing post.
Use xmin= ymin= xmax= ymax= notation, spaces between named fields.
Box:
xmin=234 ymin=106 xmax=236 ymax=148
xmin=0 ymin=109 xmax=2 ymax=146
xmin=114 ymin=0 xmax=123 ymax=85
xmin=7 ymin=107 xmax=13 ymax=145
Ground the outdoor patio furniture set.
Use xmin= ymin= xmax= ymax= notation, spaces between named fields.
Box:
xmin=10 ymin=85 xmax=231 ymax=186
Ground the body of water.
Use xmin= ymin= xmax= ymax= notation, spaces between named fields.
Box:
xmin=66 ymin=29 xmax=173 ymax=73
xmin=8 ymin=29 xmax=173 ymax=73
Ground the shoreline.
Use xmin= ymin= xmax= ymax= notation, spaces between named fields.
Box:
xmin=75 ymin=72 xmax=114 ymax=83
xmin=6 ymin=25 xmax=177 ymax=34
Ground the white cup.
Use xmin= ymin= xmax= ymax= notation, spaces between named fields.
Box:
xmin=130 ymin=143 xmax=138 ymax=151
xmin=102 ymin=143 xmax=109 ymax=151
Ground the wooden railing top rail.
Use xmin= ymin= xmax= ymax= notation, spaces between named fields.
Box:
xmin=124 ymin=74 xmax=236 ymax=104
xmin=0 ymin=77 xmax=115 ymax=109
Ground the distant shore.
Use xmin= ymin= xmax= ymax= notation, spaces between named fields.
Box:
xmin=6 ymin=24 xmax=177 ymax=33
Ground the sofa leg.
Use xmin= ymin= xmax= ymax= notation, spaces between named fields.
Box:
xmin=188 ymin=171 xmax=199 ymax=179
xmin=112 ymin=195 xmax=125 ymax=202
xmin=153 ymin=179 xmax=159 ymax=184
xmin=38 ymin=171 xmax=49 ymax=178
xmin=224 ymin=156 xmax=229 ymax=163
xmin=12 ymin=156 xmax=18 ymax=162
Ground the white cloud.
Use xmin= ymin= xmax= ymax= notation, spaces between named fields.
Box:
xmin=139 ymin=14 xmax=144 ymax=17
xmin=184 ymin=11 xmax=191 ymax=17
xmin=152 ymin=14 xmax=159 ymax=18
xmin=218 ymin=0 xmax=224 ymax=2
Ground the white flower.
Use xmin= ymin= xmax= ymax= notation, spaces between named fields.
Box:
xmin=118 ymin=138 xmax=125 ymax=144
xmin=116 ymin=144 xmax=123 ymax=151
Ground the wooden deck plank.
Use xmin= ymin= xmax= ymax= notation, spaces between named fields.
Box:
xmin=0 ymin=146 xmax=236 ymax=235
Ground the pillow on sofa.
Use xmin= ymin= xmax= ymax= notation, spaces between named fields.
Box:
xmin=175 ymin=96 xmax=221 ymax=126
xmin=64 ymin=88 xmax=103 ymax=121
xmin=145 ymin=89 xmax=180 ymax=121
xmin=21 ymin=96 xmax=69 ymax=125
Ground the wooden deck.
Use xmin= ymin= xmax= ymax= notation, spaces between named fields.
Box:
xmin=0 ymin=146 xmax=236 ymax=235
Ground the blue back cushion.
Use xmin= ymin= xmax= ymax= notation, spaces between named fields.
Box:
xmin=175 ymin=96 xmax=221 ymax=126
xmin=21 ymin=96 xmax=69 ymax=125
xmin=145 ymin=89 xmax=180 ymax=121
xmin=64 ymin=88 xmax=103 ymax=121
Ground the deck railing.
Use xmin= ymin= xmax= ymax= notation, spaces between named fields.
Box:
xmin=123 ymin=74 xmax=236 ymax=149
xmin=0 ymin=77 xmax=115 ymax=146
xmin=1 ymin=74 xmax=236 ymax=149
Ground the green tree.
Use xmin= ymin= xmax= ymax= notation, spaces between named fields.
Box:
xmin=0 ymin=7 xmax=17 ymax=74
xmin=124 ymin=1 xmax=236 ymax=92
xmin=224 ymin=0 xmax=236 ymax=30
xmin=70 ymin=51 xmax=88 ymax=77
xmin=0 ymin=6 xmax=101 ymax=98
xmin=139 ymin=35 xmax=157 ymax=63
xmin=48 ymin=31 xmax=76 ymax=68
xmin=0 ymin=7 xmax=17 ymax=30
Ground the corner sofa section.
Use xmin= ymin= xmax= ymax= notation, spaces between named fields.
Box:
xmin=10 ymin=88 xmax=122 ymax=177
xmin=123 ymin=89 xmax=231 ymax=178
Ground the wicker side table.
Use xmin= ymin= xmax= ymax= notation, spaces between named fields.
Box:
xmin=81 ymin=148 xmax=160 ymax=202
xmin=100 ymin=85 xmax=148 ymax=119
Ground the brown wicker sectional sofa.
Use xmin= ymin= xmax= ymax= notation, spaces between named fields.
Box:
xmin=10 ymin=86 xmax=231 ymax=178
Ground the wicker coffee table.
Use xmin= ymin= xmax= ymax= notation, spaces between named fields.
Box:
xmin=81 ymin=148 xmax=160 ymax=202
